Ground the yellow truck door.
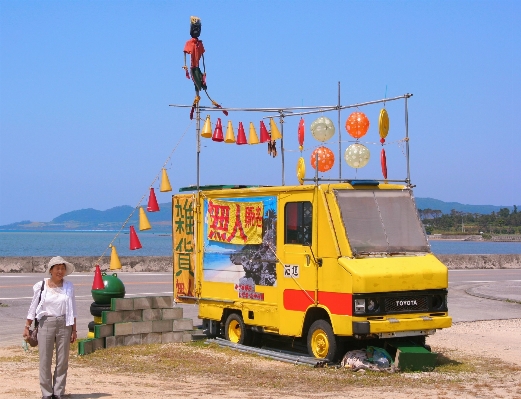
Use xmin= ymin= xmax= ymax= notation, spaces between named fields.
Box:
xmin=277 ymin=191 xmax=317 ymax=337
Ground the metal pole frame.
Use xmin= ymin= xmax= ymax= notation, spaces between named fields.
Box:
xmin=169 ymin=92 xmax=413 ymax=188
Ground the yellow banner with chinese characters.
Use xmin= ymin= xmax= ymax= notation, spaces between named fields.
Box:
xmin=207 ymin=199 xmax=263 ymax=245
xmin=173 ymin=194 xmax=195 ymax=300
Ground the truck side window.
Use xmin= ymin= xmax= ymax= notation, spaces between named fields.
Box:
xmin=284 ymin=202 xmax=312 ymax=245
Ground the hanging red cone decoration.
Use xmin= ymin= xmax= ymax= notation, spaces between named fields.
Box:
xmin=381 ymin=148 xmax=388 ymax=179
xmin=236 ymin=122 xmax=247 ymax=145
xmin=129 ymin=226 xmax=142 ymax=250
xmin=212 ymin=118 xmax=224 ymax=142
xmin=92 ymin=264 xmax=105 ymax=290
xmin=147 ymin=188 xmax=160 ymax=212
xmin=259 ymin=120 xmax=270 ymax=143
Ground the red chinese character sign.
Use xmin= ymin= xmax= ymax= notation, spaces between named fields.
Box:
xmin=173 ymin=194 xmax=196 ymax=300
xmin=207 ymin=199 xmax=264 ymax=245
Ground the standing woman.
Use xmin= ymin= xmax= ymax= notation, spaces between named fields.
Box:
xmin=23 ymin=256 xmax=77 ymax=399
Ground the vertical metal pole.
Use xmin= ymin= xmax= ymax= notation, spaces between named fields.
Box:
xmin=338 ymin=81 xmax=341 ymax=181
xmin=405 ymin=95 xmax=411 ymax=185
xmin=280 ymin=114 xmax=285 ymax=186
xmin=196 ymin=106 xmax=201 ymax=191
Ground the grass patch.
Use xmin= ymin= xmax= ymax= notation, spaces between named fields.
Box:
xmin=65 ymin=342 xmax=520 ymax=394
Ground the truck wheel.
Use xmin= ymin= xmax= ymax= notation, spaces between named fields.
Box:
xmin=224 ymin=313 xmax=252 ymax=345
xmin=307 ymin=320 xmax=337 ymax=360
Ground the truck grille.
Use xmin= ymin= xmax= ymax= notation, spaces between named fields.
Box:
xmin=384 ymin=296 xmax=428 ymax=312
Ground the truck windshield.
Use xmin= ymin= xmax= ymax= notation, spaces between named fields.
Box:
xmin=334 ymin=189 xmax=430 ymax=254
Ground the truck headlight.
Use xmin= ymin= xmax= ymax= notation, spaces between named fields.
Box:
xmin=354 ymin=299 xmax=366 ymax=314
xmin=367 ymin=298 xmax=379 ymax=312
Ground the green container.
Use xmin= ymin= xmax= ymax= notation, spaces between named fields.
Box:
xmin=91 ymin=272 xmax=125 ymax=305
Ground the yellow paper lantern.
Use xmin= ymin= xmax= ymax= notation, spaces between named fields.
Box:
xmin=379 ymin=108 xmax=389 ymax=139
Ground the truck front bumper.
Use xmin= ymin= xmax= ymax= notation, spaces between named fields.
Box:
xmin=352 ymin=314 xmax=452 ymax=336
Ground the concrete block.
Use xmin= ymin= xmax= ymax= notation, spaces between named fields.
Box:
xmin=191 ymin=332 xmax=208 ymax=341
xmin=173 ymin=318 xmax=193 ymax=332
xmin=105 ymin=336 xmax=116 ymax=349
xmin=151 ymin=296 xmax=173 ymax=308
xmin=121 ymin=310 xmax=143 ymax=322
xmin=123 ymin=334 xmax=142 ymax=346
xmin=132 ymin=321 xmax=153 ymax=334
xmin=94 ymin=324 xmax=114 ymax=338
xmin=78 ymin=339 xmax=93 ymax=355
xmin=142 ymin=309 xmax=162 ymax=321
xmin=395 ymin=347 xmax=437 ymax=372
xmin=386 ymin=340 xmax=437 ymax=372
xmin=152 ymin=319 xmax=173 ymax=333
xmin=142 ymin=332 xmax=162 ymax=344
xmin=133 ymin=297 xmax=154 ymax=310
xmin=114 ymin=322 xmax=133 ymax=336
xmin=92 ymin=337 xmax=105 ymax=351
xmin=111 ymin=297 xmax=134 ymax=311
xmin=161 ymin=331 xmax=184 ymax=343
xmin=161 ymin=307 xmax=183 ymax=320
xmin=183 ymin=333 xmax=192 ymax=343
xmin=102 ymin=310 xmax=123 ymax=325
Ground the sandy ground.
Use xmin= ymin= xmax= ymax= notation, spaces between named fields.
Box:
xmin=1 ymin=319 xmax=520 ymax=399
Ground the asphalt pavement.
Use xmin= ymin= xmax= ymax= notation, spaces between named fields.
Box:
xmin=1 ymin=269 xmax=520 ymax=347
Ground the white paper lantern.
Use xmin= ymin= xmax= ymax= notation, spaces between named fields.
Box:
xmin=344 ymin=143 xmax=370 ymax=168
xmin=311 ymin=116 xmax=335 ymax=142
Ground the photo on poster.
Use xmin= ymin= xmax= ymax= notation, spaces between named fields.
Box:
xmin=203 ymin=196 xmax=277 ymax=290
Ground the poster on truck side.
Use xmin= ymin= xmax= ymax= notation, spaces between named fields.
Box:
xmin=173 ymin=194 xmax=195 ymax=300
xmin=203 ymin=196 xmax=277 ymax=301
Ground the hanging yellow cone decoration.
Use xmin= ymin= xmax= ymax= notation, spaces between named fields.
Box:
xmin=248 ymin=122 xmax=259 ymax=144
xmin=379 ymin=108 xmax=389 ymax=139
xmin=109 ymin=244 xmax=122 ymax=270
xmin=269 ymin=118 xmax=282 ymax=140
xmin=160 ymin=168 xmax=172 ymax=192
xmin=224 ymin=120 xmax=236 ymax=143
xmin=297 ymin=157 xmax=306 ymax=185
xmin=201 ymin=115 xmax=212 ymax=138
xmin=139 ymin=207 xmax=152 ymax=231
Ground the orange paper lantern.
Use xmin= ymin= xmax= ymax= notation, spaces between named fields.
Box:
xmin=345 ymin=111 xmax=370 ymax=139
xmin=310 ymin=146 xmax=335 ymax=172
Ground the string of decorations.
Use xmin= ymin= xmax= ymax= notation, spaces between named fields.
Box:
xmin=94 ymin=120 xmax=193 ymax=271
xmin=197 ymin=107 xmax=393 ymax=185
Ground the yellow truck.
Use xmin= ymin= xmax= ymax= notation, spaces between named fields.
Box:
xmin=172 ymin=181 xmax=451 ymax=360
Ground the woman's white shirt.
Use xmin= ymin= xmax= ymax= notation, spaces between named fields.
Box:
xmin=27 ymin=278 xmax=77 ymax=326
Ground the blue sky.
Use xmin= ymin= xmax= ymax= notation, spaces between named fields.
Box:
xmin=0 ymin=1 xmax=519 ymax=226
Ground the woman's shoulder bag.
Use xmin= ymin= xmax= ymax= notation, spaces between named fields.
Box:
xmin=27 ymin=280 xmax=45 ymax=347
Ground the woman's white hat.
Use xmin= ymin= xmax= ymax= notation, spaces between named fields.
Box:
xmin=46 ymin=256 xmax=75 ymax=276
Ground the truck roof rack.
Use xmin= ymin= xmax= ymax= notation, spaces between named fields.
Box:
xmin=349 ymin=180 xmax=380 ymax=186
xmin=179 ymin=184 xmax=264 ymax=192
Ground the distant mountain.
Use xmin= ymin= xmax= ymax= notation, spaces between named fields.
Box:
xmin=415 ymin=198 xmax=514 ymax=215
xmin=0 ymin=203 xmax=172 ymax=231
xmin=0 ymin=198 xmax=515 ymax=231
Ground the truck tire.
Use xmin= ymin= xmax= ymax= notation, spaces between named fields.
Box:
xmin=224 ymin=313 xmax=252 ymax=346
xmin=307 ymin=319 xmax=338 ymax=361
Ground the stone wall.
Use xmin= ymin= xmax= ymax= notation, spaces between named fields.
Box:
xmin=0 ymin=256 xmax=172 ymax=273
xmin=0 ymin=254 xmax=520 ymax=273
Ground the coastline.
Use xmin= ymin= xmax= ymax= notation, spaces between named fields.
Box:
xmin=0 ymin=254 xmax=520 ymax=273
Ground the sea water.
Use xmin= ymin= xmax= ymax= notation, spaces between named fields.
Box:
xmin=0 ymin=231 xmax=172 ymax=257
xmin=0 ymin=231 xmax=520 ymax=257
